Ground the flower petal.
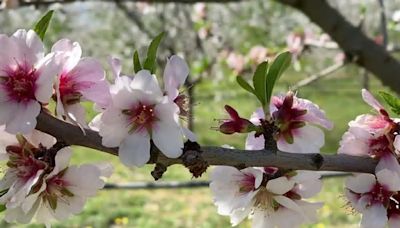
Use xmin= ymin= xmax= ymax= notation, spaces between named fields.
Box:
xmin=163 ymin=55 xmax=189 ymax=100
xmin=11 ymin=29 xmax=44 ymax=65
xmin=296 ymin=97 xmax=333 ymax=130
xmin=0 ymin=100 xmax=19 ymax=126
xmin=119 ymin=132 xmax=150 ymax=167
xmin=266 ymin=176 xmax=295 ymax=195
xmin=108 ymin=56 xmax=122 ymax=79
xmin=110 ymin=76 xmax=135 ymax=110
xmin=345 ymin=174 xmax=376 ymax=193
xmin=245 ymin=132 xmax=264 ymax=150
xmin=51 ymin=39 xmax=82 ymax=72
xmin=376 ymin=168 xmax=400 ymax=191
xmin=361 ymin=89 xmax=384 ymax=112
xmin=360 ymin=204 xmax=387 ymax=228
xmin=5 ymin=101 xmax=40 ymax=134
xmin=278 ymin=125 xmax=324 ymax=154
xmin=35 ymin=53 xmax=61 ymax=103
xmin=152 ymin=121 xmax=183 ymax=158
xmin=130 ymin=70 xmax=163 ymax=99
xmin=99 ymin=107 xmax=130 ymax=147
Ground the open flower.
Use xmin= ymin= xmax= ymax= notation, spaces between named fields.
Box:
xmin=0 ymin=134 xmax=48 ymax=210
xmin=51 ymin=39 xmax=111 ymax=126
xmin=96 ymin=69 xmax=183 ymax=167
xmin=339 ymin=89 xmax=400 ymax=173
xmin=4 ymin=146 xmax=113 ymax=227
xmin=246 ymin=92 xmax=332 ymax=153
xmin=210 ymin=166 xmax=323 ymax=227
xmin=0 ymin=29 xmax=61 ymax=134
xmin=345 ymin=168 xmax=400 ymax=228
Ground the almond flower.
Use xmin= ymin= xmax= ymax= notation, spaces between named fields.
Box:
xmin=0 ymin=127 xmax=112 ymax=227
xmin=246 ymin=91 xmax=333 ymax=153
xmin=0 ymin=29 xmax=61 ymax=134
xmin=4 ymin=146 xmax=112 ymax=227
xmin=210 ymin=166 xmax=323 ymax=228
xmin=338 ymin=89 xmax=400 ymax=174
xmin=345 ymin=168 xmax=400 ymax=228
xmin=96 ymin=68 xmax=184 ymax=167
xmin=0 ymin=128 xmax=55 ymax=211
xmin=51 ymin=39 xmax=111 ymax=126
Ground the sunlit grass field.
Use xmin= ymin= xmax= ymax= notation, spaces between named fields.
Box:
xmin=1 ymin=66 xmax=392 ymax=227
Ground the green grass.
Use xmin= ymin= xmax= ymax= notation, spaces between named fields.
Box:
xmin=1 ymin=67 xmax=392 ymax=227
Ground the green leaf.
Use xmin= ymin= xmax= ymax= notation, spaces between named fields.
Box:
xmin=33 ymin=10 xmax=54 ymax=41
xmin=236 ymin=76 xmax=255 ymax=94
xmin=266 ymin=51 xmax=291 ymax=104
xmin=252 ymin=61 xmax=268 ymax=106
xmin=143 ymin=32 xmax=165 ymax=74
xmin=379 ymin=91 xmax=400 ymax=115
xmin=133 ymin=50 xmax=142 ymax=73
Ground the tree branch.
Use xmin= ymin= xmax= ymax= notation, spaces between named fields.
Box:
xmin=276 ymin=0 xmax=400 ymax=94
xmin=291 ymin=61 xmax=345 ymax=90
xmin=35 ymin=111 xmax=378 ymax=174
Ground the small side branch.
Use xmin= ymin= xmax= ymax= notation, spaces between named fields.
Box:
xmin=291 ymin=61 xmax=345 ymax=90
xmin=36 ymin=111 xmax=378 ymax=174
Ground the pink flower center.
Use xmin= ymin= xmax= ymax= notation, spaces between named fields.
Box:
xmin=125 ymin=103 xmax=158 ymax=133
xmin=1 ymin=66 xmax=37 ymax=103
xmin=368 ymin=135 xmax=392 ymax=158
xmin=58 ymin=74 xmax=94 ymax=105
xmin=238 ymin=173 xmax=256 ymax=193
xmin=272 ymin=93 xmax=307 ymax=143
xmin=369 ymin=183 xmax=392 ymax=205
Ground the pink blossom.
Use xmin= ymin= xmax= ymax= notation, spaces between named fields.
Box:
xmin=286 ymin=32 xmax=304 ymax=58
xmin=51 ymin=39 xmax=111 ymax=126
xmin=210 ymin=167 xmax=323 ymax=227
xmin=0 ymin=128 xmax=55 ymax=212
xmin=96 ymin=69 xmax=184 ymax=167
xmin=345 ymin=168 xmax=400 ymax=228
xmin=247 ymin=46 xmax=269 ymax=64
xmin=246 ymin=92 xmax=332 ymax=153
xmin=226 ymin=52 xmax=245 ymax=75
xmin=4 ymin=147 xmax=113 ymax=226
xmin=0 ymin=29 xmax=61 ymax=134
xmin=338 ymin=90 xmax=400 ymax=173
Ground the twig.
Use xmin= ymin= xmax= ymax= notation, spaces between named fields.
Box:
xmin=291 ymin=61 xmax=345 ymax=90
xmin=35 ymin=111 xmax=378 ymax=174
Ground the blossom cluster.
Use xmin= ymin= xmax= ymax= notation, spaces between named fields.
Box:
xmin=0 ymin=27 xmax=199 ymax=226
xmin=0 ymin=29 xmax=116 ymax=226
xmin=212 ymin=92 xmax=333 ymax=227
xmin=339 ymin=89 xmax=400 ymax=228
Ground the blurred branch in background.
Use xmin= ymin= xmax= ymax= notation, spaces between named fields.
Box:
xmin=277 ymin=0 xmax=400 ymax=94
xmin=291 ymin=61 xmax=346 ymax=91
